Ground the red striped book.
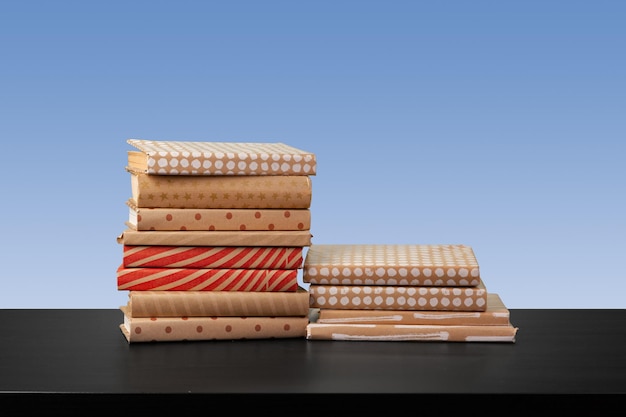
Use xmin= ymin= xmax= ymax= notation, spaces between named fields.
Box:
xmin=122 ymin=245 xmax=304 ymax=269
xmin=116 ymin=265 xmax=298 ymax=292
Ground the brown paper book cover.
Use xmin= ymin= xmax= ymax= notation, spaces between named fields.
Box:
xmin=127 ymin=287 xmax=310 ymax=317
xmin=117 ymin=265 xmax=299 ymax=291
xmin=122 ymin=245 xmax=304 ymax=269
xmin=127 ymin=139 xmax=316 ymax=176
xmin=120 ymin=306 xmax=309 ymax=342
xmin=306 ymin=319 xmax=518 ymax=343
xmin=317 ymin=293 xmax=510 ymax=325
xmin=303 ymin=244 xmax=481 ymax=287
xmin=308 ymin=281 xmax=488 ymax=311
xmin=126 ymin=199 xmax=311 ymax=231
xmin=116 ymin=229 xmax=313 ymax=247
xmin=128 ymin=168 xmax=313 ymax=209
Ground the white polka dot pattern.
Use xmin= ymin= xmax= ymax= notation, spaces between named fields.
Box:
xmin=308 ymin=283 xmax=487 ymax=311
xmin=304 ymin=244 xmax=480 ymax=287
xmin=128 ymin=139 xmax=316 ymax=176
xmin=316 ymin=293 xmax=511 ymax=325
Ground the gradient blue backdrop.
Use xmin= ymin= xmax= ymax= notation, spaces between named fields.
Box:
xmin=1 ymin=0 xmax=624 ymax=309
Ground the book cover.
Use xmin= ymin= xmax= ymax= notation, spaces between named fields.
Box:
xmin=306 ymin=320 xmax=518 ymax=342
xmin=116 ymin=229 xmax=313 ymax=247
xmin=308 ymin=281 xmax=488 ymax=311
xmin=116 ymin=265 xmax=299 ymax=291
xmin=127 ymin=139 xmax=316 ymax=176
xmin=126 ymin=287 xmax=310 ymax=317
xmin=128 ymin=168 xmax=313 ymax=209
xmin=120 ymin=306 xmax=309 ymax=342
xmin=126 ymin=199 xmax=311 ymax=231
xmin=304 ymin=244 xmax=481 ymax=287
xmin=122 ymin=245 xmax=304 ymax=269
xmin=316 ymin=293 xmax=510 ymax=325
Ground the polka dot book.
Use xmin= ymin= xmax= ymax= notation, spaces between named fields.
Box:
xmin=125 ymin=199 xmax=311 ymax=231
xmin=316 ymin=293 xmax=511 ymax=325
xmin=120 ymin=306 xmax=309 ymax=342
xmin=127 ymin=139 xmax=316 ymax=176
xmin=307 ymin=282 xmax=488 ymax=312
xmin=303 ymin=244 xmax=481 ymax=287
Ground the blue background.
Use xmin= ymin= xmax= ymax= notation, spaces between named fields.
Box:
xmin=1 ymin=0 xmax=624 ymax=309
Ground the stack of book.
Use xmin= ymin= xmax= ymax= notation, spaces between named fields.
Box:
xmin=303 ymin=244 xmax=518 ymax=342
xmin=115 ymin=139 xmax=316 ymax=343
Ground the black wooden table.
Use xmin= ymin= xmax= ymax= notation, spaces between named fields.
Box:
xmin=1 ymin=309 xmax=625 ymax=415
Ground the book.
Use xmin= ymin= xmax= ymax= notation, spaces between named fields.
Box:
xmin=308 ymin=281 xmax=488 ymax=311
xmin=306 ymin=318 xmax=518 ymax=343
xmin=128 ymin=167 xmax=313 ymax=209
xmin=127 ymin=139 xmax=316 ymax=176
xmin=122 ymin=245 xmax=304 ymax=269
xmin=126 ymin=199 xmax=311 ymax=231
xmin=303 ymin=244 xmax=481 ymax=287
xmin=316 ymin=293 xmax=511 ymax=325
xmin=116 ymin=229 xmax=313 ymax=247
xmin=116 ymin=265 xmax=299 ymax=291
xmin=119 ymin=306 xmax=309 ymax=342
xmin=126 ymin=287 xmax=310 ymax=317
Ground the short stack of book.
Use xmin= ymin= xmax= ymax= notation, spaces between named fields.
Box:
xmin=303 ymin=244 xmax=518 ymax=342
xmin=116 ymin=139 xmax=316 ymax=342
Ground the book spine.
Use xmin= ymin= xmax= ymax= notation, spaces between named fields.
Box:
xmin=317 ymin=309 xmax=510 ymax=325
xmin=128 ymin=289 xmax=309 ymax=317
xmin=305 ymin=323 xmax=518 ymax=342
xmin=128 ymin=289 xmax=310 ymax=317
xmin=129 ymin=204 xmax=311 ymax=231
xmin=303 ymin=244 xmax=481 ymax=287
xmin=126 ymin=139 xmax=316 ymax=176
xmin=303 ymin=273 xmax=481 ymax=287
xmin=116 ymin=229 xmax=313 ymax=247
xmin=121 ymin=316 xmax=309 ymax=342
xmin=308 ymin=285 xmax=488 ymax=311
xmin=132 ymin=172 xmax=312 ymax=209
xmin=117 ymin=266 xmax=299 ymax=291
xmin=122 ymin=246 xmax=304 ymax=269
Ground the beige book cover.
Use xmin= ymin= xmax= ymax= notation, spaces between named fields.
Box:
xmin=128 ymin=168 xmax=312 ymax=209
xmin=306 ymin=320 xmax=518 ymax=343
xmin=116 ymin=228 xmax=313 ymax=247
xmin=126 ymin=199 xmax=311 ymax=231
xmin=120 ymin=305 xmax=309 ymax=342
xmin=316 ymin=293 xmax=510 ymax=325
xmin=127 ymin=139 xmax=316 ymax=176
xmin=127 ymin=287 xmax=310 ymax=317
xmin=308 ymin=281 xmax=488 ymax=312
xmin=303 ymin=244 xmax=481 ymax=287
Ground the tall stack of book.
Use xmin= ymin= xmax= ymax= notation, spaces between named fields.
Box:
xmin=116 ymin=139 xmax=316 ymax=343
xmin=303 ymin=244 xmax=518 ymax=342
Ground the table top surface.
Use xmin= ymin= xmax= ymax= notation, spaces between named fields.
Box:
xmin=1 ymin=308 xmax=625 ymax=397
